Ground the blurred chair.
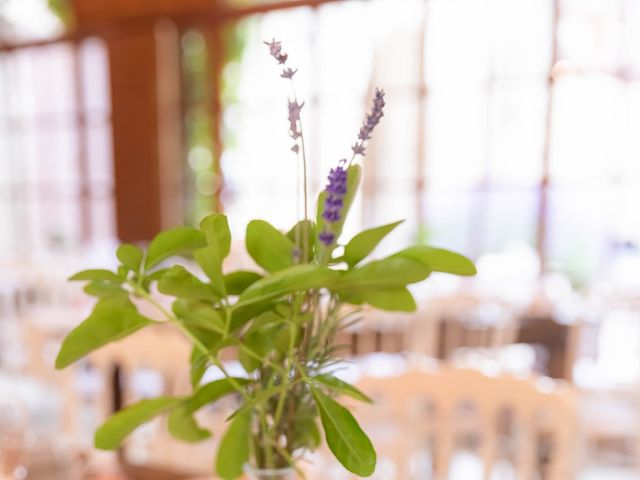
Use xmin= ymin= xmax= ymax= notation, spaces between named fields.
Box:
xmin=346 ymin=367 xmax=576 ymax=480
xmin=87 ymin=325 xmax=226 ymax=478
xmin=410 ymin=294 xmax=519 ymax=360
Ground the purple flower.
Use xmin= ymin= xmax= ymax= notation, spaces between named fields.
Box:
xmin=351 ymin=142 xmax=366 ymax=156
xmin=319 ymin=160 xmax=348 ymax=245
xmin=281 ymin=68 xmax=297 ymax=79
xmin=264 ymin=39 xmax=288 ymax=65
xmin=325 ymin=167 xmax=347 ymax=195
xmin=288 ymin=100 xmax=304 ymax=141
xmin=319 ymin=231 xmax=335 ymax=246
xmin=351 ymin=88 xmax=386 ymax=156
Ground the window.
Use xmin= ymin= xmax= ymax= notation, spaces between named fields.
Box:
xmin=221 ymin=0 xmax=640 ymax=283
xmin=0 ymin=38 xmax=115 ymax=259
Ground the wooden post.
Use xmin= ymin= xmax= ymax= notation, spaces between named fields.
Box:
xmin=107 ymin=21 xmax=183 ymax=242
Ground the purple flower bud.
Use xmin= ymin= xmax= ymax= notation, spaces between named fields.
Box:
xmin=324 ymin=164 xmax=348 ymax=203
xmin=325 ymin=195 xmax=344 ymax=208
xmin=318 ymin=159 xmax=349 ymax=246
xmin=264 ymin=39 xmax=288 ymax=65
xmin=281 ymin=68 xmax=297 ymax=79
xmin=319 ymin=231 xmax=335 ymax=245
xmin=351 ymin=142 xmax=366 ymax=156
xmin=288 ymin=100 xmax=304 ymax=141
xmin=322 ymin=210 xmax=341 ymax=222
xmin=354 ymin=88 xmax=385 ymax=152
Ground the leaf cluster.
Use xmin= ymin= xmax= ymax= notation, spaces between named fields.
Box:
xmin=57 ymin=164 xmax=475 ymax=478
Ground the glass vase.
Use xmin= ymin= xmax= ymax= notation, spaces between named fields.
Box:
xmin=243 ymin=464 xmax=297 ymax=480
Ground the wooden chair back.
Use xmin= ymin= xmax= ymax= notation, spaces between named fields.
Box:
xmin=409 ymin=295 xmax=519 ymax=359
xmin=350 ymin=367 xmax=576 ymax=480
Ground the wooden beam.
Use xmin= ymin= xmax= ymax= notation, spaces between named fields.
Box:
xmin=73 ymin=0 xmax=216 ymax=25
xmin=107 ymin=21 xmax=183 ymax=242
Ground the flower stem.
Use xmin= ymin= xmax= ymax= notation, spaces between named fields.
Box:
xmin=289 ymin=78 xmax=310 ymax=262
xmin=130 ymin=283 xmax=251 ymax=402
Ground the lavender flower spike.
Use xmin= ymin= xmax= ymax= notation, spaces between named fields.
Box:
xmin=351 ymin=88 xmax=386 ymax=156
xmin=319 ymin=159 xmax=348 ymax=245
xmin=319 ymin=231 xmax=335 ymax=245
xmin=281 ymin=68 xmax=297 ymax=79
xmin=264 ymin=39 xmax=288 ymax=64
xmin=288 ymin=100 xmax=304 ymax=141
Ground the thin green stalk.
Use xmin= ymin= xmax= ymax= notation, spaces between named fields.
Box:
xmin=130 ymin=283 xmax=251 ymax=402
xmin=289 ymin=78 xmax=310 ymax=263
xmin=260 ymin=411 xmax=274 ymax=468
xmin=274 ymin=294 xmax=304 ymax=428
xmin=269 ymin=439 xmax=307 ymax=480
xmin=239 ymin=344 xmax=288 ymax=377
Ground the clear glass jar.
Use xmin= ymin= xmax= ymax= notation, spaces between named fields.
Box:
xmin=243 ymin=464 xmax=297 ymax=480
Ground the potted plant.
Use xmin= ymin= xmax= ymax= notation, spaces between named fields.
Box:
xmin=55 ymin=40 xmax=476 ymax=479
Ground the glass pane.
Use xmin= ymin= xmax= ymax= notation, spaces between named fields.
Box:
xmin=485 ymin=83 xmax=546 ymax=186
xmin=423 ymin=188 xmax=476 ymax=255
xmin=426 ymin=89 xmax=488 ymax=188
xmin=0 ymin=39 xmax=115 ymax=259
xmin=546 ymin=185 xmax=609 ymax=282
xmin=482 ymin=188 xmax=539 ymax=252
xmin=550 ymin=74 xmax=620 ymax=184
xmin=558 ymin=0 xmax=623 ymax=70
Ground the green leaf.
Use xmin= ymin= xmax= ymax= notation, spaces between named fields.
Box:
xmin=188 ymin=378 xmax=249 ymax=412
xmin=245 ymin=311 xmax=285 ymax=333
xmin=69 ymin=269 xmax=121 ymax=282
xmin=194 ymin=214 xmax=231 ymax=298
xmin=168 ymin=378 xmax=247 ymax=443
xmin=189 ymin=346 xmax=208 ymax=389
xmin=142 ymin=268 xmax=170 ymax=290
xmin=117 ymin=265 xmax=129 ymax=279
xmin=238 ymin=322 xmax=283 ymax=373
xmin=116 ymin=244 xmax=143 ymax=272
xmin=184 ymin=326 xmax=224 ymax=357
xmin=157 ymin=266 xmax=218 ymax=302
xmin=291 ymin=416 xmax=321 ymax=450
xmin=227 ymin=384 xmax=283 ymax=421
xmin=215 ymin=410 xmax=252 ymax=480
xmin=246 ymin=220 xmax=295 ymax=272
xmin=55 ymin=295 xmax=154 ymax=369
xmin=224 ymin=271 xmax=263 ymax=296
xmin=393 ymin=245 xmax=476 ymax=276
xmin=339 ymin=286 xmax=417 ymax=312
xmin=145 ymin=227 xmax=206 ymax=269
xmin=316 ymin=164 xmax=362 ymax=254
xmin=333 ymin=256 xmax=430 ymax=290
xmin=343 ymin=220 xmax=404 ymax=267
xmin=313 ymin=374 xmax=373 ymax=403
xmin=236 ymin=264 xmax=339 ymax=308
xmin=229 ymin=301 xmax=275 ymax=332
xmin=172 ymin=299 xmax=225 ymax=334
xmin=311 ymin=386 xmax=376 ymax=476
xmin=83 ymin=281 xmax=126 ymax=298
xmin=200 ymin=214 xmax=231 ymax=259
xmin=95 ymin=397 xmax=179 ymax=450
xmin=168 ymin=405 xmax=211 ymax=442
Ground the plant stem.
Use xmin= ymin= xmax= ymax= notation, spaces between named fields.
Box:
xmin=268 ymin=439 xmax=307 ymax=480
xmin=259 ymin=411 xmax=274 ymax=468
xmin=274 ymin=294 xmax=303 ymax=429
xmin=289 ymin=78 xmax=310 ymax=263
xmin=130 ymin=283 xmax=251 ymax=401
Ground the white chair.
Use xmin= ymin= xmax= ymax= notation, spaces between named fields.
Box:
xmin=348 ymin=367 xmax=577 ymax=480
